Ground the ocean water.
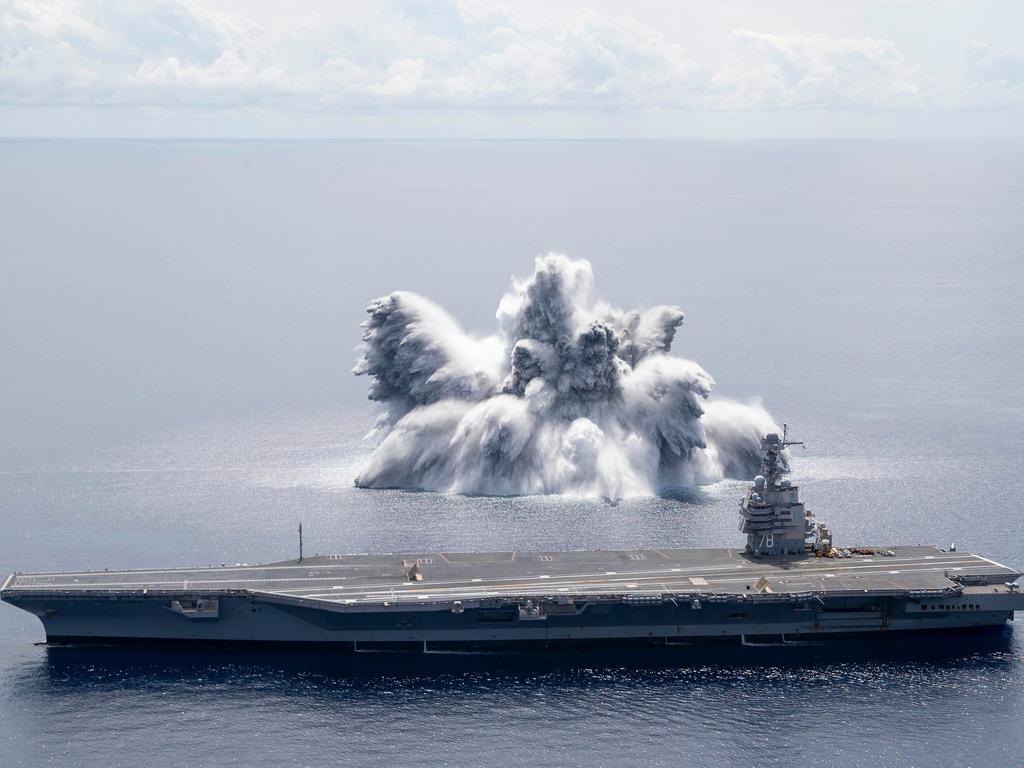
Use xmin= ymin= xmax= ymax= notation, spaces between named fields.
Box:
xmin=1 ymin=139 xmax=1023 ymax=767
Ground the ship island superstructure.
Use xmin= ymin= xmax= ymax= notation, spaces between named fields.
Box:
xmin=2 ymin=430 xmax=1022 ymax=651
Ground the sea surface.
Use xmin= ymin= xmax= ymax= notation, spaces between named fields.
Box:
xmin=1 ymin=139 xmax=1023 ymax=767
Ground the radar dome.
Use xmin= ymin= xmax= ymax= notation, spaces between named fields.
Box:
xmin=754 ymin=475 xmax=766 ymax=489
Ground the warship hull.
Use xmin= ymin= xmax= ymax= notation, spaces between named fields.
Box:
xmin=3 ymin=545 xmax=1021 ymax=650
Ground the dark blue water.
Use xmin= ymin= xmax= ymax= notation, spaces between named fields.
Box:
xmin=1 ymin=139 xmax=1023 ymax=767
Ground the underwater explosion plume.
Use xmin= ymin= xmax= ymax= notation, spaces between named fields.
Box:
xmin=353 ymin=254 xmax=779 ymax=499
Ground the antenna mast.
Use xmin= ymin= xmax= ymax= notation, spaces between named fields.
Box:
xmin=298 ymin=522 xmax=303 ymax=563
xmin=782 ymin=423 xmax=805 ymax=450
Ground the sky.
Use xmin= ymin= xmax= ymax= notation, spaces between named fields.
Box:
xmin=2 ymin=0 xmax=1024 ymax=138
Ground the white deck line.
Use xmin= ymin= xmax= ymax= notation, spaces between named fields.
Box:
xmin=0 ymin=573 xmax=13 ymax=592
xmin=279 ymin=554 xmax=986 ymax=594
xmin=12 ymin=548 xmax=965 ymax=580
xmin=9 ymin=556 xmax=992 ymax=593
xmin=15 ymin=552 xmax=984 ymax=588
xmin=12 ymin=556 xmax=995 ymax=593
xmin=296 ymin=563 xmax=980 ymax=602
xmin=976 ymin=554 xmax=1020 ymax=573
xmin=13 ymin=562 xmax=401 ymax=579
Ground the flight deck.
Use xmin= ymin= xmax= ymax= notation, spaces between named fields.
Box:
xmin=3 ymin=545 xmax=1018 ymax=606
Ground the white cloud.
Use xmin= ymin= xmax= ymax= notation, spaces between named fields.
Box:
xmin=2 ymin=0 xmax=707 ymax=109
xmin=0 ymin=0 xmax=1021 ymax=126
xmin=713 ymin=30 xmax=930 ymax=110
xmin=967 ymin=41 xmax=1024 ymax=84
xmin=963 ymin=41 xmax=1024 ymax=109
xmin=370 ymin=58 xmax=426 ymax=97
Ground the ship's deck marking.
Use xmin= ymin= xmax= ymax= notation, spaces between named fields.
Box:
xmin=5 ymin=555 xmax=999 ymax=590
xmin=6 ymin=547 xmax=1016 ymax=608
xmin=7 ymin=554 xmax=994 ymax=592
xmin=977 ymin=554 xmax=1015 ymax=570
xmin=292 ymin=562 xmax=1003 ymax=602
xmin=7 ymin=549 xmax=967 ymax=579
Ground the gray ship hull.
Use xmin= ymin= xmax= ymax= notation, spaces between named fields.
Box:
xmin=4 ymin=545 xmax=1022 ymax=650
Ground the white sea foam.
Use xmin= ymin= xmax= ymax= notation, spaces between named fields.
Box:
xmin=353 ymin=254 xmax=779 ymax=499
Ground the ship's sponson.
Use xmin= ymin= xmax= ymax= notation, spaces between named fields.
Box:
xmin=2 ymin=545 xmax=1022 ymax=648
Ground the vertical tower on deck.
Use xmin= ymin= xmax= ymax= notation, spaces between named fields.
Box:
xmin=739 ymin=426 xmax=822 ymax=556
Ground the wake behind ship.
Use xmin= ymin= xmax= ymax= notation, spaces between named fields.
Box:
xmin=2 ymin=431 xmax=1022 ymax=651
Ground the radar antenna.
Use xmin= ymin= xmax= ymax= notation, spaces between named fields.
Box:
xmin=781 ymin=423 xmax=805 ymax=451
xmin=758 ymin=424 xmax=805 ymax=488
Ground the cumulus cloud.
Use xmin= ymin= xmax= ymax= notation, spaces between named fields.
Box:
xmin=0 ymin=0 xmax=968 ymax=114
xmin=4 ymin=0 xmax=1020 ymax=127
xmin=967 ymin=41 xmax=1024 ymax=84
xmin=0 ymin=0 xmax=706 ymax=109
xmin=712 ymin=30 xmax=930 ymax=110
xmin=964 ymin=41 xmax=1024 ymax=108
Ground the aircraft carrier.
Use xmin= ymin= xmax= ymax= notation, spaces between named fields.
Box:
xmin=3 ymin=431 xmax=1022 ymax=650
